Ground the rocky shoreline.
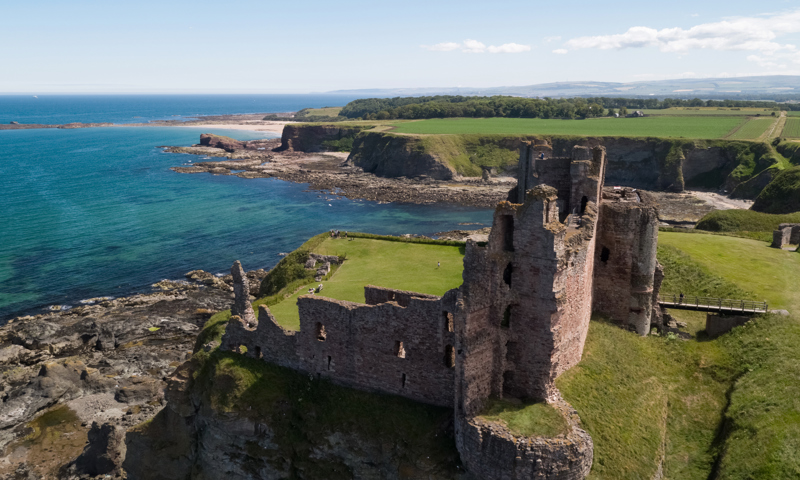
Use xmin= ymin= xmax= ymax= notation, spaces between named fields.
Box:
xmin=0 ymin=267 xmax=267 ymax=478
xmin=165 ymin=136 xmax=514 ymax=209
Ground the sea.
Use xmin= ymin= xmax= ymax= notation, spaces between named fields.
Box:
xmin=0 ymin=95 xmax=494 ymax=322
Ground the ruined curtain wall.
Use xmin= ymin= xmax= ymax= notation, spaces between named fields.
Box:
xmin=296 ymin=293 xmax=455 ymax=407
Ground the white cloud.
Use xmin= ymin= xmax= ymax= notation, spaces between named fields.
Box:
xmin=544 ymin=36 xmax=562 ymax=43
xmin=552 ymin=48 xmax=568 ymax=54
xmin=463 ymin=39 xmax=487 ymax=53
xmin=420 ymin=39 xmax=531 ymax=54
xmin=488 ymin=43 xmax=532 ymax=53
xmin=561 ymin=9 xmax=800 ymax=66
xmin=421 ymin=42 xmax=460 ymax=51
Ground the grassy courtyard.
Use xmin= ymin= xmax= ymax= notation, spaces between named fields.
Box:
xmin=262 ymin=236 xmax=466 ymax=330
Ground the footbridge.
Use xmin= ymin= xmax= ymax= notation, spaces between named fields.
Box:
xmin=659 ymin=294 xmax=768 ymax=314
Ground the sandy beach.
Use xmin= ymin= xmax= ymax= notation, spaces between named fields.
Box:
xmin=169 ymin=121 xmax=289 ymax=134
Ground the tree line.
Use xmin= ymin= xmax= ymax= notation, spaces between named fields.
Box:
xmin=337 ymin=95 xmax=799 ymax=120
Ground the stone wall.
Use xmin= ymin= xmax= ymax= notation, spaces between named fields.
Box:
xmin=705 ymin=313 xmax=752 ymax=338
xmin=221 ymin=284 xmax=455 ymax=407
xmin=593 ymin=188 xmax=661 ymax=335
xmin=456 ymin=397 xmax=593 ymax=480
xmin=771 ymin=223 xmax=800 ymax=248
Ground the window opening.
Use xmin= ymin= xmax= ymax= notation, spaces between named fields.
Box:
xmin=444 ymin=312 xmax=454 ymax=332
xmin=600 ymin=247 xmax=610 ymax=263
xmin=395 ymin=341 xmax=406 ymax=358
xmin=401 ymin=373 xmax=407 ymax=388
xmin=580 ymin=196 xmax=588 ymax=215
xmin=255 ymin=346 xmax=262 ymax=359
xmin=316 ymin=322 xmax=327 ymax=341
xmin=327 ymin=356 xmax=332 ymax=370
xmin=501 ymin=215 xmax=514 ymax=252
xmin=444 ymin=345 xmax=455 ymax=368
xmin=501 ymin=305 xmax=512 ymax=328
xmin=503 ymin=263 xmax=513 ymax=286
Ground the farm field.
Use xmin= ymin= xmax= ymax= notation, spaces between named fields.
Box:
xmin=302 ymin=106 xmax=343 ymax=116
xmin=726 ymin=117 xmax=775 ymax=140
xmin=782 ymin=117 xmax=800 ymax=138
xmin=389 ymin=116 xmax=745 ymax=139
xmin=639 ymin=107 xmax=778 ymax=116
xmin=787 ymin=111 xmax=800 ymax=117
xmin=264 ymin=237 xmax=465 ymax=329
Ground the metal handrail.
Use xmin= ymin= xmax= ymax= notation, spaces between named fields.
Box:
xmin=658 ymin=293 xmax=768 ymax=313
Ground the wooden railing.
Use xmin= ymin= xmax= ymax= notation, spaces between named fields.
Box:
xmin=658 ymin=293 xmax=768 ymax=313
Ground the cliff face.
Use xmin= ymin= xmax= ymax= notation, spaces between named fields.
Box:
xmin=124 ymin=352 xmax=461 ymax=480
xmin=347 ymin=132 xmax=458 ymax=180
xmin=280 ymin=124 xmax=367 ymax=152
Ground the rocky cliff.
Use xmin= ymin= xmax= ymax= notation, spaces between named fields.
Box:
xmin=124 ymin=349 xmax=462 ymax=480
xmin=280 ymin=124 xmax=368 ymax=152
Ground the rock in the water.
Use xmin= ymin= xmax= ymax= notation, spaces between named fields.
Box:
xmin=199 ymin=133 xmax=245 ymax=152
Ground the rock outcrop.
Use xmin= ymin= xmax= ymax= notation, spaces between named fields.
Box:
xmin=199 ymin=133 xmax=246 ymax=152
xmin=280 ymin=124 xmax=366 ymax=152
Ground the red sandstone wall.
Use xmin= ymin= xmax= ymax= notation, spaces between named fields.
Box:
xmin=297 ymin=293 xmax=455 ymax=407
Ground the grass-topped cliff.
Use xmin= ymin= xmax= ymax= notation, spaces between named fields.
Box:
xmin=133 ymin=229 xmax=800 ymax=479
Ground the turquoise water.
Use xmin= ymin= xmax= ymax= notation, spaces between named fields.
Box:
xmin=0 ymin=94 xmax=363 ymax=125
xmin=0 ymin=127 xmax=492 ymax=320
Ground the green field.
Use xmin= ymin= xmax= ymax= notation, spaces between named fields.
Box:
xmin=263 ymin=237 xmax=465 ymax=329
xmin=389 ymin=116 xmax=745 ymax=139
xmin=782 ymin=117 xmax=800 ymax=138
xmin=726 ymin=116 xmax=776 ymax=140
xmin=640 ymin=107 xmax=778 ymax=116
xmin=302 ymin=106 xmax=343 ymax=116
xmin=787 ymin=111 xmax=800 ymax=117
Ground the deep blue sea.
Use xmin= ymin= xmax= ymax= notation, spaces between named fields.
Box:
xmin=0 ymin=96 xmax=493 ymax=321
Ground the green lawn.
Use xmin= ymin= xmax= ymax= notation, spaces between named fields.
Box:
xmin=389 ymin=116 xmax=745 ymax=139
xmin=559 ymin=231 xmax=800 ymax=479
xmin=658 ymin=231 xmax=800 ymax=311
xmin=264 ymin=237 xmax=466 ymax=329
xmin=783 ymin=118 xmax=800 ymax=138
xmin=639 ymin=107 xmax=778 ymax=116
xmin=477 ymin=399 xmax=568 ymax=438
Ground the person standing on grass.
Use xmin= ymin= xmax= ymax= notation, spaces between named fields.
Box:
xmin=437 ymin=261 xmax=440 ymax=268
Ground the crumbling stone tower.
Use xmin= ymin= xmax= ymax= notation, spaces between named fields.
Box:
xmin=454 ymin=144 xmax=606 ymax=418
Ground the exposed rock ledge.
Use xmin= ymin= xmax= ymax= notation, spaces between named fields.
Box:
xmin=0 ymin=266 xmax=265 ymax=478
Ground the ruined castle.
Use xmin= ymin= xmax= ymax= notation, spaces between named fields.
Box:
xmin=221 ymin=141 xmax=663 ymax=479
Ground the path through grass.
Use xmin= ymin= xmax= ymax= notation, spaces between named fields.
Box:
xmin=726 ymin=117 xmax=775 ymax=140
xmin=264 ymin=237 xmax=465 ymax=329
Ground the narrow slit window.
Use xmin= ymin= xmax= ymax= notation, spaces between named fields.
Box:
xmin=444 ymin=345 xmax=455 ymax=368
xmin=501 ymin=215 xmax=514 ymax=252
xmin=503 ymin=263 xmax=513 ymax=286
xmin=444 ymin=312 xmax=454 ymax=332
xmin=401 ymin=373 xmax=407 ymax=388
xmin=327 ymin=356 xmax=332 ymax=370
xmin=255 ymin=346 xmax=263 ymax=359
xmin=501 ymin=305 xmax=512 ymax=328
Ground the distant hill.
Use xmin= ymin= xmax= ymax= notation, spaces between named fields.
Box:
xmin=328 ymin=75 xmax=800 ymax=100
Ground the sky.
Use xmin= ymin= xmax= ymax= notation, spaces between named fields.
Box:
xmin=1 ymin=0 xmax=800 ymax=93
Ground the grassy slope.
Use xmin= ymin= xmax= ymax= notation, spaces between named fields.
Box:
xmin=390 ymin=117 xmax=745 ymax=139
xmin=696 ymin=209 xmax=800 ymax=242
xmin=264 ymin=237 xmax=466 ymax=330
xmin=477 ymin=399 xmax=568 ymax=438
xmin=659 ymin=231 xmax=799 ymax=311
xmin=560 ymin=231 xmax=800 ymax=479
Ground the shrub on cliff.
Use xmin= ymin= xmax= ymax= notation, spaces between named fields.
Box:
xmin=751 ymin=166 xmax=800 ymax=214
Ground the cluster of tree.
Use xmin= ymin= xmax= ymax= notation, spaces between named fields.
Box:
xmin=340 ymin=96 xmax=607 ymax=120
xmin=337 ymin=95 xmax=800 ymax=121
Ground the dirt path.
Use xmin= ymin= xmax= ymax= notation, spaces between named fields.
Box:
xmin=760 ymin=111 xmax=786 ymax=141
